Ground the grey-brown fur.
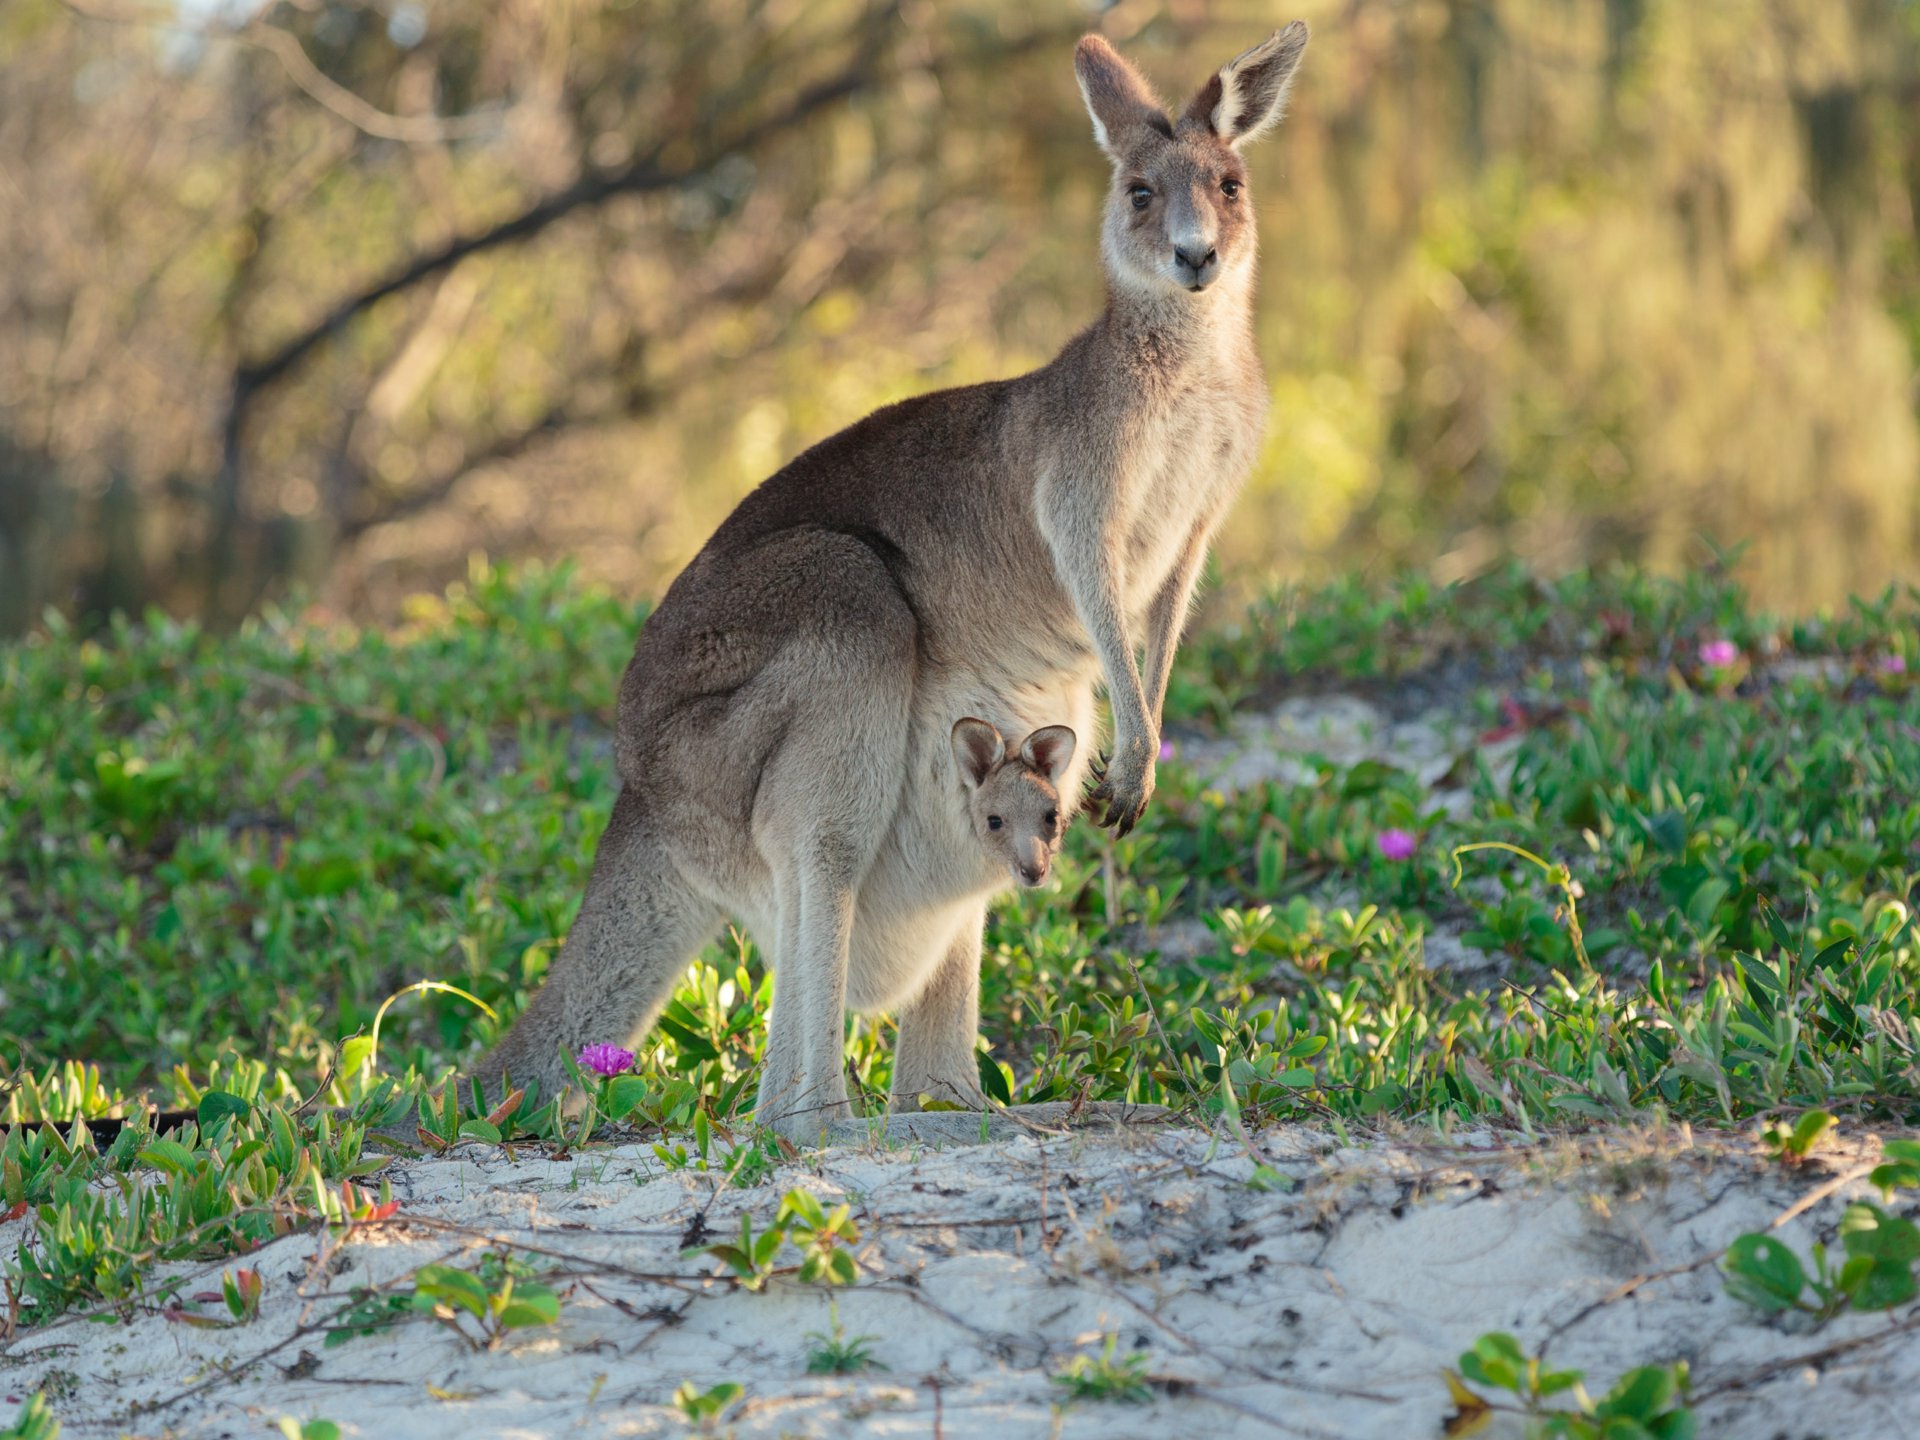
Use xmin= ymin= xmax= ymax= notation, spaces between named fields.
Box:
xmin=477 ymin=24 xmax=1309 ymax=1141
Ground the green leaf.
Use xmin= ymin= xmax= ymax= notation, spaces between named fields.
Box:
xmin=196 ymin=1090 xmax=251 ymax=1130
xmin=1459 ymin=1333 xmax=1528 ymax=1394
xmin=139 ymin=1138 xmax=198 ymax=1177
xmin=1597 ymin=1365 xmax=1677 ymax=1420
xmin=1721 ymin=1235 xmax=1806 ymax=1312
xmin=1785 ymin=1110 xmax=1834 ymax=1156
xmin=1648 ymin=1409 xmax=1697 ymax=1440
xmin=1359 ymin=1082 xmax=1406 ymax=1116
xmin=1643 ymin=811 xmax=1687 ymax=855
xmin=1839 ymin=1204 xmax=1920 ymax=1264
xmin=1844 ymin=1258 xmax=1917 ymax=1311
xmin=456 ymin=1119 xmax=502 ymax=1144
xmin=977 ymin=1050 xmax=1013 ymax=1106
xmin=415 ymin=1266 xmax=490 ymax=1318
xmin=603 ymin=1075 xmax=651 ymax=1120
xmin=497 ymin=1284 xmax=560 ymax=1328
xmin=654 ymin=1014 xmax=720 ymax=1062
xmin=780 ymin=1188 xmax=827 ymax=1229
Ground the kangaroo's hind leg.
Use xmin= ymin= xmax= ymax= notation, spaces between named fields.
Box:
xmin=751 ymin=724 xmax=911 ymax=1140
xmin=748 ymin=627 xmax=914 ymax=1140
xmin=473 ymin=787 xmax=720 ymax=1104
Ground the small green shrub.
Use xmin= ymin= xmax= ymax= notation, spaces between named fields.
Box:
xmin=1051 ymin=1335 xmax=1153 ymax=1405
xmin=1446 ymin=1332 xmax=1694 ymax=1438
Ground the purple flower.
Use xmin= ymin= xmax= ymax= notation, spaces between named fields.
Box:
xmin=1158 ymin=739 xmax=1175 ymax=762
xmin=1376 ymin=828 xmax=1417 ymax=862
xmin=576 ymin=1043 xmax=635 ymax=1078
xmin=1698 ymin=639 xmax=1739 ymax=668
xmin=1876 ymin=654 xmax=1907 ymax=675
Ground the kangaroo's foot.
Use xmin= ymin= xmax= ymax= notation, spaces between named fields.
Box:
xmin=888 ymin=1075 xmax=989 ymax=1114
xmin=760 ymin=1092 xmax=857 ymax=1147
xmin=823 ymin=1098 xmax=1171 ymax=1149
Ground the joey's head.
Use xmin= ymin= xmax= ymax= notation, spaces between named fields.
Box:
xmin=1074 ymin=23 xmax=1309 ymax=298
xmin=950 ymin=718 xmax=1076 ymax=888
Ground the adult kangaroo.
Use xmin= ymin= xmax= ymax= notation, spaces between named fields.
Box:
xmin=479 ymin=24 xmax=1310 ymax=1140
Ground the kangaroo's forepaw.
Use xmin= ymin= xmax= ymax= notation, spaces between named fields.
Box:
xmin=1087 ymin=751 xmax=1153 ymax=835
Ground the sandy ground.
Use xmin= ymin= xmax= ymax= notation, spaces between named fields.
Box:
xmin=5 ymin=1119 xmax=1919 ymax=1438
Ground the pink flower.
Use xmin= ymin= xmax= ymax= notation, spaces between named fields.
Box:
xmin=1876 ymin=654 xmax=1907 ymax=675
xmin=1158 ymin=739 xmax=1175 ymax=762
xmin=1376 ymin=828 xmax=1417 ymax=861
xmin=576 ymin=1044 xmax=635 ymax=1078
xmin=1698 ymin=639 xmax=1739 ymax=668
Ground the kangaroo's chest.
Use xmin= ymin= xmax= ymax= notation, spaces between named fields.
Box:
xmin=1120 ymin=391 xmax=1260 ymax=613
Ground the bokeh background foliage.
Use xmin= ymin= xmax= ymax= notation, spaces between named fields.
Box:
xmin=4 ymin=0 xmax=1920 ymax=634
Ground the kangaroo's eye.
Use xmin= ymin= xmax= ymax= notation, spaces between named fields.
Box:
xmin=1221 ymin=178 xmax=1242 ymax=200
xmin=1129 ymin=185 xmax=1152 ymax=210
xmin=987 ymin=815 xmax=1003 ymax=831
xmin=1044 ymin=810 xmax=1059 ymax=829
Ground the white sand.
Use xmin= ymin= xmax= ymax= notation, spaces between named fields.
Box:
xmin=6 ymin=1121 xmax=1917 ymax=1438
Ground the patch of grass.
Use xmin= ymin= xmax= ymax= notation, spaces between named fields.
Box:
xmin=1051 ymin=1335 xmax=1153 ymax=1404
xmin=805 ymin=1300 xmax=885 ymax=1374
xmin=4 ymin=562 xmax=1919 ymax=1329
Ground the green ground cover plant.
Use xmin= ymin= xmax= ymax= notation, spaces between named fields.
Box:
xmin=3 ymin=560 xmax=1918 ymax=1332
xmin=1445 ymin=1332 xmax=1694 ymax=1438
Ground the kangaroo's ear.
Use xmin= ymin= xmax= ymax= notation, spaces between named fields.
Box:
xmin=951 ymin=718 xmax=1006 ymax=789
xmin=1074 ymin=35 xmax=1169 ymax=161
xmin=1019 ymin=726 xmax=1076 ymax=785
xmin=1182 ymin=21 xmax=1308 ymax=147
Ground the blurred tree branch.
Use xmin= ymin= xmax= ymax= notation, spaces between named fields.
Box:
xmin=57 ymin=0 xmax=510 ymax=143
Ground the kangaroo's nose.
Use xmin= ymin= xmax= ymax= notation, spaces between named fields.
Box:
xmin=1018 ymin=861 xmax=1047 ymax=886
xmin=1174 ymin=244 xmax=1217 ymax=273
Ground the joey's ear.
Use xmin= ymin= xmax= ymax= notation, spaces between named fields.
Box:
xmin=951 ymin=718 xmax=1005 ymax=789
xmin=1019 ymin=726 xmax=1076 ymax=785
xmin=1074 ymin=34 xmax=1169 ymax=160
xmin=1181 ymin=20 xmax=1308 ymax=146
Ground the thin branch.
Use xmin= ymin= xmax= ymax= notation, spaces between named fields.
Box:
xmin=56 ymin=0 xmax=508 ymax=144
xmin=339 ymin=396 xmax=594 ymax=539
xmin=238 ymin=19 xmax=506 ymax=144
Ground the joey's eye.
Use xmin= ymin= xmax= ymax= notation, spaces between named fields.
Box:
xmin=1129 ymin=185 xmax=1152 ymax=210
xmin=987 ymin=815 xmax=1003 ymax=831
xmin=1044 ymin=810 xmax=1058 ymax=829
xmin=1221 ymin=178 xmax=1242 ymax=200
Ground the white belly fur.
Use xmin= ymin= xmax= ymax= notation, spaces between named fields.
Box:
xmin=717 ymin=663 xmax=1096 ymax=1013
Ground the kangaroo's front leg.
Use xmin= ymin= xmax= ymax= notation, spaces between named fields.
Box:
xmin=1038 ymin=463 xmax=1157 ymax=835
xmin=758 ymin=860 xmax=856 ymax=1143
xmin=1141 ymin=508 xmax=1225 ymax=736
